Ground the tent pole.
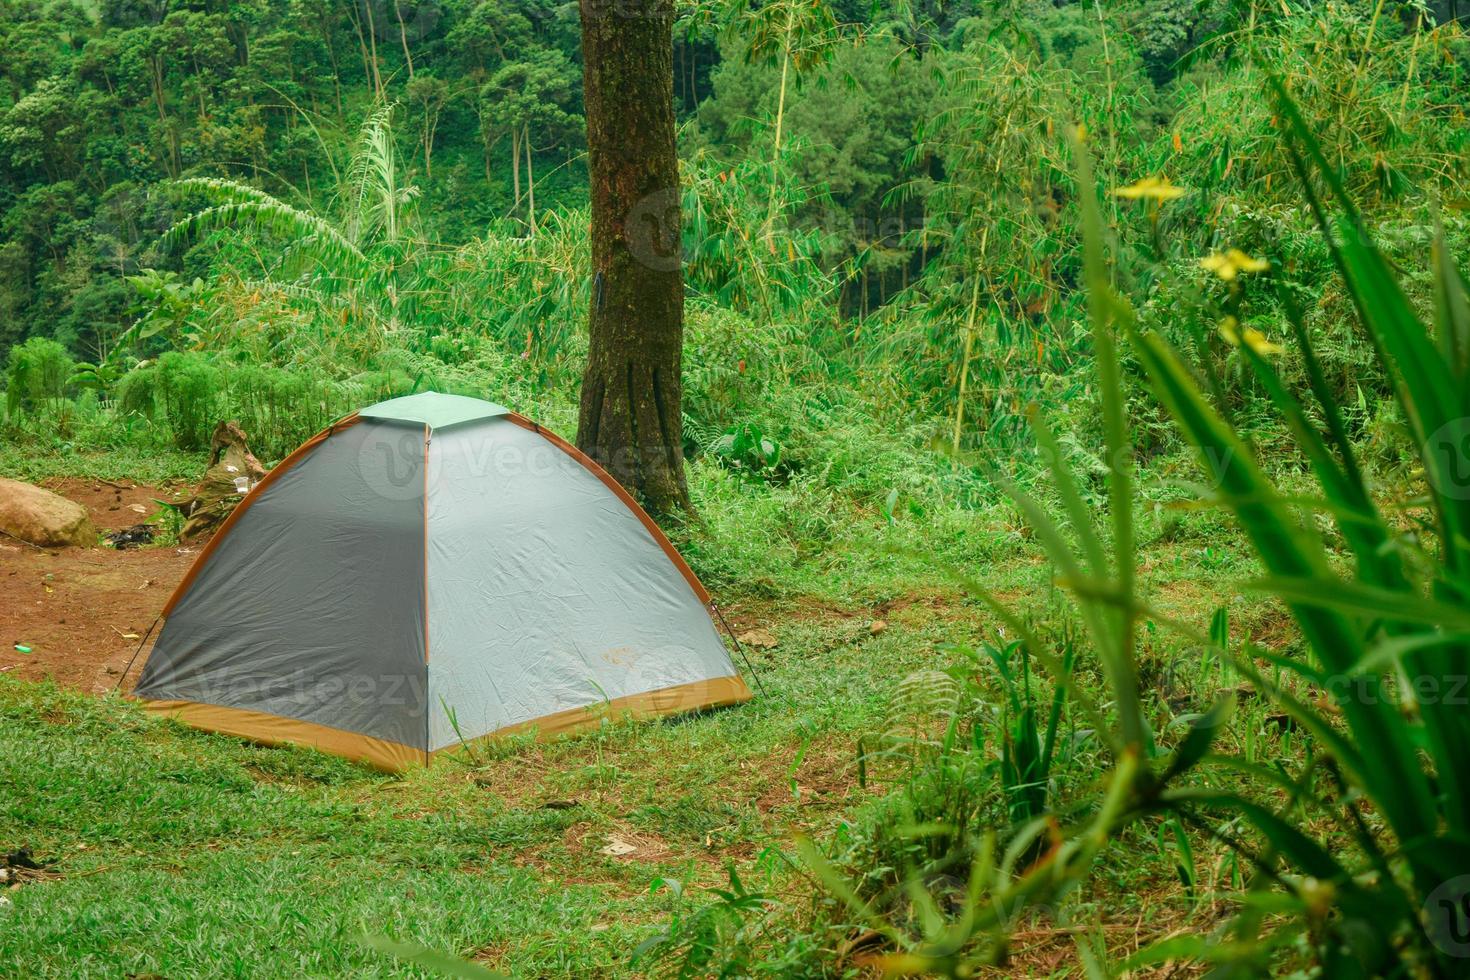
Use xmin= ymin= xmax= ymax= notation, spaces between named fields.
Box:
xmin=113 ymin=615 xmax=161 ymax=694
xmin=709 ymin=602 xmax=768 ymax=698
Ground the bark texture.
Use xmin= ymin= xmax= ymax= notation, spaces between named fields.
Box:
xmin=575 ymin=0 xmax=690 ymax=515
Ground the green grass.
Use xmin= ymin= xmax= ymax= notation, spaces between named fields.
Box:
xmin=0 ymin=531 xmax=1262 ymax=978
xmin=0 ymin=594 xmax=972 ymax=977
xmin=0 ymin=438 xmax=205 ymax=486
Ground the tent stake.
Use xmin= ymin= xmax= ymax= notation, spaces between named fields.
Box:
xmin=113 ymin=615 xmax=160 ymax=694
xmin=709 ymin=602 xmax=768 ymax=698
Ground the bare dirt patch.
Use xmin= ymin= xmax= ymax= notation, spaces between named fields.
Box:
xmin=1 ymin=480 xmax=197 ymax=693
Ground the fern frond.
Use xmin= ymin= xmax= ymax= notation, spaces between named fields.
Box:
xmin=344 ymin=102 xmax=416 ymax=244
xmin=163 ymin=200 xmax=367 ymax=277
xmin=168 ymin=176 xmax=287 ymax=208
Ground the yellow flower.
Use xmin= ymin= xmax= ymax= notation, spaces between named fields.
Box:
xmin=1243 ymin=328 xmax=1285 ymax=356
xmin=1114 ymin=176 xmax=1188 ymax=202
xmin=1219 ymin=317 xmax=1286 ymax=356
xmin=1201 ymin=249 xmax=1271 ymax=281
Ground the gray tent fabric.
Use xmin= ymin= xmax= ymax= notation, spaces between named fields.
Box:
xmin=134 ymin=419 xmax=428 ymax=748
xmin=424 ymin=418 xmax=733 ymax=750
xmin=135 ymin=395 xmax=750 ymax=768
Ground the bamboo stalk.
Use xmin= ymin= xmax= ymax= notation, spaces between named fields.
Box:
xmin=952 ymin=230 xmax=989 ymax=459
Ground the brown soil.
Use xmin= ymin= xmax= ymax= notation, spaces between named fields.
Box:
xmin=1 ymin=479 xmax=197 ymax=694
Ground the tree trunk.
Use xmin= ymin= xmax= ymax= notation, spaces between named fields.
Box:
xmin=345 ymin=4 xmax=371 ymax=99
xmin=524 ymin=124 xmax=536 ymax=236
xmin=576 ymin=0 xmax=690 ymax=515
xmin=360 ymin=0 xmax=384 ymax=99
xmin=394 ymin=0 xmax=415 ymax=78
xmin=510 ymin=125 xmax=521 ymax=221
xmin=480 ymin=112 xmax=494 ymax=180
xmin=322 ymin=23 xmax=344 ymax=123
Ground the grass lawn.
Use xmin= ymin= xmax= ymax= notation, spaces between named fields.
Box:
xmin=0 ymin=513 xmax=1285 ymax=978
xmin=0 ymin=589 xmax=985 ymax=976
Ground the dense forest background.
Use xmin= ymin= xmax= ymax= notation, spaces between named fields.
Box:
xmin=2 ymin=0 xmax=1469 ymax=505
xmin=2 ymin=1 xmax=1458 ymax=426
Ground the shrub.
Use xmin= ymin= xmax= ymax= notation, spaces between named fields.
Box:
xmin=4 ymin=337 xmax=75 ymax=418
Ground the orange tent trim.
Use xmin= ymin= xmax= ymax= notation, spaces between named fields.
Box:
xmin=435 ymin=673 xmax=752 ymax=760
xmin=145 ymin=675 xmax=751 ymax=772
xmin=143 ymin=699 xmax=426 ymax=772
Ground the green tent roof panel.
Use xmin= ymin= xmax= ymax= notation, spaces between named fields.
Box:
xmin=360 ymin=391 xmax=510 ymax=430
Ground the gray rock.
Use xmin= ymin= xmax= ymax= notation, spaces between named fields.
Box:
xmin=0 ymin=478 xmax=98 ymax=548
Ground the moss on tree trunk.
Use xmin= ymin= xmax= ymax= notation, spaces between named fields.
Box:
xmin=575 ymin=0 xmax=690 ymax=516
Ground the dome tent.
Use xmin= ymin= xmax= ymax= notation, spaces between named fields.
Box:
xmin=133 ymin=392 xmax=752 ymax=770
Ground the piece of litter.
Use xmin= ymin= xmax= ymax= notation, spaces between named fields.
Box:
xmin=128 ymin=504 xmax=148 ymax=513
xmin=600 ymin=837 xmax=637 ymax=856
xmin=13 ymin=645 xmax=31 ymax=654
xmin=869 ymin=620 xmax=888 ymax=635
xmin=111 ymin=627 xmax=140 ymax=640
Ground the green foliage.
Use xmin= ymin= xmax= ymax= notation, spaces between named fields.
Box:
xmin=1120 ymin=85 xmax=1470 ymax=974
xmin=681 ymin=142 xmax=837 ymax=320
xmin=710 ymin=422 xmax=782 ymax=476
xmin=1166 ymin=4 xmax=1469 ymax=215
xmin=5 ymin=335 xmax=73 ymax=417
xmin=631 ymin=870 xmax=776 ymax=977
xmin=797 ymin=93 xmax=1470 ymax=975
xmin=8 ymin=4 xmax=1470 ymax=976
xmin=979 ymin=636 xmax=1075 ymax=826
xmin=153 ymin=351 xmax=218 ymax=451
xmin=842 ymin=631 xmax=1085 ymax=906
